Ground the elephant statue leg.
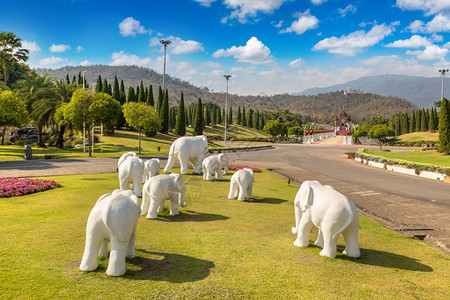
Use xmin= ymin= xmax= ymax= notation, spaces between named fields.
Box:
xmin=216 ymin=169 xmax=223 ymax=180
xmin=119 ymin=178 xmax=129 ymax=191
xmin=319 ymin=224 xmax=339 ymax=258
xmin=169 ymin=193 xmax=180 ymax=216
xmin=237 ymin=183 xmax=246 ymax=201
xmin=342 ymin=221 xmax=360 ymax=258
xmin=132 ymin=180 xmax=142 ymax=197
xmin=246 ymin=182 xmax=253 ymax=199
xmin=228 ymin=181 xmax=238 ymax=199
xmin=80 ymin=234 xmax=103 ymax=272
xmin=98 ymin=239 xmax=109 ymax=257
xmin=192 ymin=158 xmax=203 ymax=174
xmin=294 ymin=214 xmax=313 ymax=248
xmin=179 ymin=154 xmax=190 ymax=174
xmin=106 ymin=237 xmax=128 ymax=276
xmin=126 ymin=227 xmax=137 ymax=259
xmin=140 ymin=191 xmax=150 ymax=216
xmin=314 ymin=229 xmax=324 ymax=248
xmin=164 ymin=155 xmax=176 ymax=174
xmin=157 ymin=201 xmax=165 ymax=213
xmin=147 ymin=196 xmax=159 ymax=219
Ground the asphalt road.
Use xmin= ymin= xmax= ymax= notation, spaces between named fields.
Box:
xmin=1 ymin=142 xmax=449 ymax=253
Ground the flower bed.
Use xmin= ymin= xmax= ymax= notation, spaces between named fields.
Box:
xmin=228 ymin=164 xmax=261 ymax=173
xmin=0 ymin=177 xmax=61 ymax=198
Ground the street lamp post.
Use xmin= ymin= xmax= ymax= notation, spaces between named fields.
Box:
xmin=224 ymin=75 xmax=231 ymax=143
xmin=439 ymin=69 xmax=449 ymax=101
xmin=82 ymin=70 xmax=87 ymax=153
xmin=160 ymin=40 xmax=171 ymax=93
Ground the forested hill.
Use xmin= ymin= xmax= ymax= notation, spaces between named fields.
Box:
xmin=37 ymin=65 xmax=418 ymax=123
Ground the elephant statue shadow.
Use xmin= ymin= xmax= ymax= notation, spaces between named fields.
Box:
xmin=125 ymin=250 xmax=215 ymax=282
xmin=245 ymin=197 xmax=287 ymax=205
xmin=155 ymin=210 xmax=230 ymax=223
xmin=335 ymin=247 xmax=433 ymax=272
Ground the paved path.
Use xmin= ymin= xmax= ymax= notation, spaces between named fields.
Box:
xmin=1 ymin=139 xmax=449 ymax=254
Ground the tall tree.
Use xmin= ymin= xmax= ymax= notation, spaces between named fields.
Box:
xmin=420 ymin=109 xmax=428 ymax=132
xmin=65 ymin=74 xmax=70 ymax=84
xmin=228 ymin=106 xmax=233 ymax=125
xmin=237 ymin=106 xmax=242 ymax=125
xmin=159 ymin=89 xmax=169 ymax=133
xmin=157 ymin=85 xmax=163 ymax=114
xmin=119 ymin=80 xmax=126 ymax=104
xmin=102 ymin=78 xmax=109 ymax=94
xmin=52 ymin=80 xmax=76 ymax=148
xmin=205 ymin=104 xmax=211 ymax=127
xmin=409 ymin=111 xmax=416 ymax=133
xmin=138 ymin=81 xmax=145 ymax=103
xmin=112 ymin=76 xmax=120 ymax=101
xmin=415 ymin=110 xmax=421 ymax=132
xmin=175 ymin=92 xmax=186 ymax=136
xmin=96 ymin=75 xmax=102 ymax=93
xmin=193 ymin=98 xmax=204 ymax=136
xmin=127 ymin=86 xmax=136 ymax=102
xmin=242 ymin=106 xmax=246 ymax=127
xmin=428 ymin=107 xmax=436 ymax=132
xmin=147 ymin=85 xmax=154 ymax=107
xmin=0 ymin=90 xmax=28 ymax=145
xmin=438 ymin=98 xmax=450 ymax=154
xmin=212 ymin=106 xmax=217 ymax=127
xmin=0 ymin=32 xmax=29 ymax=86
xmin=77 ymin=72 xmax=83 ymax=86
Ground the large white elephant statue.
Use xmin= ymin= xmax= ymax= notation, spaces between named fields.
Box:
xmin=118 ymin=156 xmax=144 ymax=197
xmin=163 ymin=135 xmax=208 ymax=174
xmin=291 ymin=180 xmax=360 ymax=258
xmin=228 ymin=168 xmax=254 ymax=201
xmin=202 ymin=153 xmax=229 ymax=181
xmin=80 ymin=189 xmax=141 ymax=276
xmin=141 ymin=173 xmax=187 ymax=219
xmin=143 ymin=158 xmax=160 ymax=182
xmin=118 ymin=151 xmax=137 ymax=169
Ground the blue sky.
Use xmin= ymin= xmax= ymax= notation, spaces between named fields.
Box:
xmin=1 ymin=0 xmax=449 ymax=95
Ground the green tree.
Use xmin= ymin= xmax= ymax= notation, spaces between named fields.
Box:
xmin=0 ymin=32 xmax=29 ymax=86
xmin=409 ymin=111 xmax=416 ymax=133
xmin=288 ymin=125 xmax=303 ymax=141
xmin=401 ymin=113 xmax=409 ymax=135
xmin=159 ymin=89 xmax=169 ymax=133
xmin=96 ymin=75 xmax=102 ymax=93
xmin=102 ymin=78 xmax=109 ymax=94
xmin=122 ymin=102 xmax=161 ymax=154
xmin=263 ymin=120 xmax=284 ymax=138
xmin=415 ymin=110 xmax=421 ymax=132
xmin=247 ymin=108 xmax=253 ymax=127
xmin=193 ymin=98 xmax=204 ymax=136
xmin=147 ymin=85 xmax=154 ymax=107
xmin=428 ymin=107 xmax=436 ymax=132
xmin=217 ymin=106 xmax=222 ymax=125
xmin=242 ymin=106 xmax=246 ymax=126
xmin=205 ymin=105 xmax=211 ymax=127
xmin=112 ymin=76 xmax=120 ymax=101
xmin=0 ymin=90 xmax=28 ymax=145
xmin=52 ymin=80 xmax=76 ymax=148
xmin=157 ymin=86 xmax=163 ymax=114
xmin=420 ymin=109 xmax=428 ymax=132
xmin=228 ymin=106 xmax=233 ymax=125
xmin=90 ymin=92 xmax=121 ymax=137
xmin=119 ymin=80 xmax=126 ymax=104
xmin=138 ymin=81 xmax=145 ymax=103
xmin=127 ymin=86 xmax=136 ymax=102
xmin=438 ymin=98 xmax=450 ymax=154
xmin=368 ymin=124 xmax=394 ymax=150
xmin=237 ymin=106 xmax=241 ymax=125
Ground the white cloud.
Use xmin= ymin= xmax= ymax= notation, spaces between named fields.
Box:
xmin=271 ymin=20 xmax=284 ymax=28
xmin=109 ymin=51 xmax=151 ymax=67
xmin=119 ymin=17 xmax=147 ymax=37
xmin=76 ymin=46 xmax=85 ymax=53
xmin=395 ymin=0 xmax=450 ymax=15
xmin=385 ymin=35 xmax=431 ymax=48
xmin=426 ymin=13 xmax=450 ymax=32
xmin=22 ymin=41 xmax=40 ymax=54
xmin=288 ymin=58 xmax=304 ymax=68
xmin=213 ymin=36 xmax=273 ymax=65
xmin=311 ymin=0 xmax=327 ymax=5
xmin=39 ymin=56 xmax=68 ymax=67
xmin=194 ymin=0 xmax=216 ymax=6
xmin=230 ymin=66 xmax=256 ymax=74
xmin=176 ymin=61 xmax=198 ymax=77
xmin=406 ymin=44 xmax=449 ymax=60
xmin=431 ymin=33 xmax=443 ymax=42
xmin=338 ymin=4 xmax=356 ymax=17
xmin=312 ymin=23 xmax=397 ymax=56
xmin=150 ymin=36 xmax=204 ymax=55
xmin=407 ymin=20 xmax=425 ymax=33
xmin=280 ymin=10 xmax=319 ymax=35
xmin=49 ymin=44 xmax=71 ymax=53
xmin=221 ymin=0 xmax=288 ymax=24
xmin=80 ymin=60 xmax=90 ymax=66
xmin=444 ymin=42 xmax=450 ymax=49
xmin=200 ymin=61 xmax=222 ymax=69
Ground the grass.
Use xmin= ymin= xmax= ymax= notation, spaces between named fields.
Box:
xmin=0 ymin=170 xmax=449 ymax=299
xmin=359 ymin=149 xmax=450 ymax=168
xmin=0 ymin=125 xmax=271 ymax=161
xmin=397 ymin=132 xmax=439 ymax=143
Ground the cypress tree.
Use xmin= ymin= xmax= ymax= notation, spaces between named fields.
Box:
xmin=127 ymin=86 xmax=136 ymax=102
xmin=409 ymin=112 xmax=416 ymax=132
xmin=175 ymin=92 xmax=186 ymax=136
xmin=394 ymin=118 xmax=401 ymax=136
xmin=169 ymin=107 xmax=175 ymax=131
xmin=119 ymin=80 xmax=126 ymax=104
xmin=429 ymin=107 xmax=436 ymax=132
xmin=415 ymin=110 xmax=421 ymax=132
xmin=157 ymin=86 xmax=163 ymax=115
xmin=242 ymin=106 xmax=246 ymax=127
xmin=159 ymin=89 xmax=170 ymax=133
xmin=112 ymin=76 xmax=120 ymax=101
xmin=237 ymin=106 xmax=241 ymax=125
xmin=205 ymin=105 xmax=211 ymax=126
xmin=147 ymin=85 xmax=154 ymax=107
xmin=102 ymin=79 xmax=109 ymax=94
xmin=108 ymin=84 xmax=112 ymax=95
xmin=217 ymin=107 xmax=222 ymax=125
xmin=253 ymin=110 xmax=259 ymax=128
xmin=247 ymin=109 xmax=253 ymax=127
xmin=138 ymin=81 xmax=145 ymax=103
xmin=72 ymin=75 xmax=77 ymax=85
xmin=96 ymin=75 xmax=102 ymax=92
xmin=421 ymin=109 xmax=428 ymax=132
xmin=434 ymin=107 xmax=439 ymax=129
xmin=212 ymin=106 xmax=217 ymax=127
xmin=65 ymin=74 xmax=70 ymax=84
xmin=228 ymin=106 xmax=233 ymax=124
xmin=193 ymin=98 xmax=204 ymax=136
xmin=401 ymin=113 xmax=409 ymax=134
xmin=259 ymin=114 xmax=265 ymax=130
xmin=78 ymin=72 xmax=83 ymax=86
xmin=145 ymin=87 xmax=148 ymax=101
xmin=438 ymin=98 xmax=450 ymax=154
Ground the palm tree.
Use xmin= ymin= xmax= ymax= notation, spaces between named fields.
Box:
xmin=0 ymin=32 xmax=29 ymax=86
xmin=18 ymin=73 xmax=55 ymax=147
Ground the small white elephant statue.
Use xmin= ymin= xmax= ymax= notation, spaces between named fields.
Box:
xmin=163 ymin=135 xmax=208 ymax=175
xmin=118 ymin=151 xmax=137 ymax=169
xmin=118 ymin=156 xmax=144 ymax=197
xmin=80 ymin=189 xmax=141 ymax=276
xmin=202 ymin=153 xmax=229 ymax=181
xmin=141 ymin=173 xmax=187 ymax=219
xmin=228 ymin=168 xmax=254 ymax=201
xmin=292 ymin=180 xmax=360 ymax=258
xmin=143 ymin=158 xmax=160 ymax=182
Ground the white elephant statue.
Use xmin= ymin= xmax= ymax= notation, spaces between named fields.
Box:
xmin=80 ymin=189 xmax=141 ymax=276
xmin=118 ymin=156 xmax=144 ymax=197
xmin=202 ymin=153 xmax=229 ymax=181
xmin=143 ymin=158 xmax=160 ymax=182
xmin=291 ymin=180 xmax=360 ymax=258
xmin=163 ymin=135 xmax=208 ymax=175
xmin=141 ymin=173 xmax=187 ymax=219
xmin=118 ymin=151 xmax=137 ymax=169
xmin=228 ymin=168 xmax=254 ymax=201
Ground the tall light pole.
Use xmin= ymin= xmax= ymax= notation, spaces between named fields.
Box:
xmin=82 ymin=70 xmax=87 ymax=153
xmin=224 ymin=75 xmax=231 ymax=143
xmin=160 ymin=40 xmax=171 ymax=92
xmin=439 ymin=69 xmax=449 ymax=101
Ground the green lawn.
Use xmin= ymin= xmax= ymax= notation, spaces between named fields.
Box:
xmin=0 ymin=125 xmax=271 ymax=161
xmin=397 ymin=132 xmax=439 ymax=143
xmin=360 ymin=149 xmax=450 ymax=168
xmin=0 ymin=170 xmax=448 ymax=299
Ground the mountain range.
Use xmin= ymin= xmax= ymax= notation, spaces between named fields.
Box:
xmin=300 ymin=74 xmax=445 ymax=108
xmin=37 ymin=65 xmax=418 ymax=123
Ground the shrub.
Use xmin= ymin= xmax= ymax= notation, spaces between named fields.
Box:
xmin=0 ymin=177 xmax=61 ymax=198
